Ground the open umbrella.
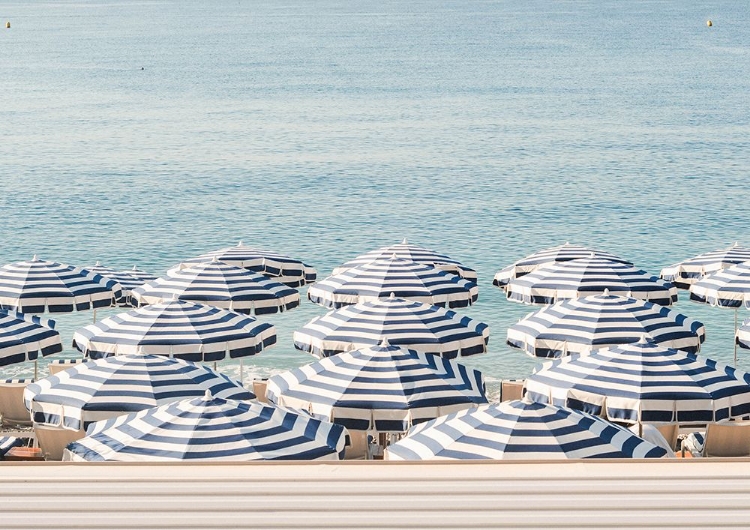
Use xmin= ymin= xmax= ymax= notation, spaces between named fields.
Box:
xmin=72 ymin=300 xmax=276 ymax=363
xmin=64 ymin=392 xmax=347 ymax=462
xmin=266 ymin=341 xmax=487 ymax=434
xmin=505 ymin=257 xmax=678 ymax=306
xmin=525 ymin=336 xmax=750 ymax=425
xmin=493 ymin=243 xmax=632 ymax=290
xmin=88 ymin=263 xmax=157 ymax=307
xmin=131 ymin=259 xmax=299 ymax=315
xmin=309 ymin=257 xmax=478 ymax=309
xmin=385 ymin=400 xmax=668 ymax=460
xmin=333 ymin=239 xmax=477 ymax=281
xmin=0 ymin=310 xmax=62 ymax=378
xmin=24 ymin=354 xmax=253 ymax=432
xmin=0 ymin=256 xmax=121 ymax=313
xmin=689 ymin=261 xmax=750 ymax=365
xmin=661 ymin=242 xmax=750 ymax=289
xmin=507 ymin=291 xmax=705 ymax=359
xmin=183 ymin=241 xmax=317 ymax=287
xmin=293 ymin=294 xmax=489 ymax=359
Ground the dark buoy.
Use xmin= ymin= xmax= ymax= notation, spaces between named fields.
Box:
xmin=707 ymin=20 xmax=713 ymax=27
xmin=141 ymin=67 xmax=144 ymax=70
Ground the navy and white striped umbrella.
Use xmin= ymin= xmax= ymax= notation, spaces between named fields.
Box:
xmin=736 ymin=319 xmax=750 ymax=351
xmin=507 ymin=291 xmax=705 ymax=359
xmin=267 ymin=341 xmax=487 ymax=433
xmin=72 ymin=300 xmax=276 ymax=362
xmin=506 ymin=257 xmax=678 ymax=306
xmin=64 ymin=393 xmax=347 ymax=462
xmin=0 ymin=310 xmax=62 ymax=367
xmin=131 ymin=259 xmax=299 ymax=315
xmin=385 ymin=400 xmax=668 ymax=460
xmin=293 ymin=295 xmax=489 ymax=359
xmin=493 ymin=243 xmax=632 ymax=289
xmin=24 ymin=355 xmax=253 ymax=432
xmin=689 ymin=262 xmax=750 ymax=309
xmin=183 ymin=241 xmax=317 ymax=287
xmin=308 ymin=258 xmax=478 ymax=310
xmin=88 ymin=263 xmax=157 ymax=307
xmin=525 ymin=336 xmax=750 ymax=424
xmin=333 ymin=239 xmax=477 ymax=281
xmin=661 ymin=242 xmax=750 ymax=289
xmin=0 ymin=256 xmax=121 ymax=313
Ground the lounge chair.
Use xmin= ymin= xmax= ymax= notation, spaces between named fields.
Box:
xmin=0 ymin=379 xmax=34 ymax=428
xmin=501 ymin=379 xmax=525 ymax=402
xmin=343 ymin=429 xmax=368 ymax=460
xmin=654 ymin=423 xmax=680 ymax=452
xmin=252 ymin=379 xmax=268 ymax=403
xmin=47 ymin=359 xmax=86 ymax=375
xmin=682 ymin=421 xmax=750 ymax=457
xmin=34 ymin=425 xmax=87 ymax=461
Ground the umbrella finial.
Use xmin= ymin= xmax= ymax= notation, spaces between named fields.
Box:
xmin=603 ymin=288 xmax=610 ymax=296
xmin=389 ymin=292 xmax=396 ymax=299
xmin=171 ymin=293 xmax=179 ymax=302
xmin=402 ymin=238 xmax=408 ymax=245
xmin=132 ymin=265 xmax=138 ymax=271
xmin=95 ymin=261 xmax=101 ymax=266
xmin=627 ymin=290 xmax=633 ymax=298
xmin=391 ymin=253 xmax=399 ymax=260
xmin=32 ymin=254 xmax=38 ymax=262
xmin=211 ymin=256 xmax=219 ymax=263
xmin=379 ymin=338 xmax=390 ymax=348
xmin=203 ymin=390 xmax=213 ymax=400
xmin=237 ymin=241 xmax=243 ymax=247
xmin=637 ymin=334 xmax=650 ymax=345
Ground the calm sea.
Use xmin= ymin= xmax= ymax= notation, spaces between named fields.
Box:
xmin=1 ymin=0 xmax=749 ymax=396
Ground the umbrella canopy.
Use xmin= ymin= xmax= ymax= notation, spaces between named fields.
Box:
xmin=333 ymin=239 xmax=477 ymax=281
xmin=493 ymin=243 xmax=632 ymax=289
xmin=131 ymin=259 xmax=299 ymax=315
xmin=24 ymin=355 xmax=253 ymax=431
xmin=88 ymin=263 xmax=157 ymax=307
xmin=308 ymin=258 xmax=478 ymax=310
xmin=505 ymin=257 xmax=678 ymax=306
xmin=64 ymin=392 xmax=347 ymax=462
xmin=737 ymin=319 xmax=750 ymax=351
xmin=183 ymin=241 xmax=317 ymax=287
xmin=689 ymin=262 xmax=750 ymax=308
xmin=385 ymin=400 xmax=668 ymax=460
xmin=72 ymin=300 xmax=276 ymax=362
xmin=293 ymin=294 xmax=489 ymax=359
xmin=507 ymin=291 xmax=705 ymax=359
xmin=0 ymin=256 xmax=122 ymax=313
xmin=0 ymin=310 xmax=62 ymax=367
xmin=660 ymin=242 xmax=750 ymax=289
xmin=266 ymin=341 xmax=487 ymax=433
xmin=525 ymin=336 xmax=750 ymax=424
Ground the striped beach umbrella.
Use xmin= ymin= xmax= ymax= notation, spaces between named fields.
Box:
xmin=88 ymin=263 xmax=157 ymax=307
xmin=736 ymin=319 xmax=750 ymax=351
xmin=184 ymin=241 xmax=317 ymax=287
xmin=71 ymin=300 xmax=276 ymax=362
xmin=0 ymin=310 xmax=62 ymax=368
xmin=690 ymin=262 xmax=750 ymax=365
xmin=525 ymin=336 xmax=750 ymax=425
xmin=0 ymin=256 xmax=121 ymax=313
xmin=493 ymin=243 xmax=632 ymax=290
xmin=266 ymin=341 xmax=487 ymax=433
xmin=385 ymin=400 xmax=668 ymax=460
xmin=64 ymin=392 xmax=347 ymax=462
xmin=131 ymin=259 xmax=299 ymax=315
xmin=293 ymin=294 xmax=489 ymax=359
xmin=506 ymin=257 xmax=678 ymax=306
xmin=660 ymin=242 xmax=750 ymax=289
xmin=507 ymin=291 xmax=705 ymax=359
xmin=24 ymin=355 xmax=253 ymax=432
xmin=308 ymin=258 xmax=478 ymax=310
xmin=333 ymin=239 xmax=477 ymax=281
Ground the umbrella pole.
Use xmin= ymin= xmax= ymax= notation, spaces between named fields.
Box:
xmin=240 ymin=359 xmax=244 ymax=387
xmin=34 ymin=359 xmax=38 ymax=380
xmin=93 ymin=309 xmax=97 ymax=324
xmin=735 ymin=307 xmax=739 ymax=367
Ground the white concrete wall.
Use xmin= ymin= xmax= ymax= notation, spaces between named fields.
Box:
xmin=1 ymin=459 xmax=750 ymax=528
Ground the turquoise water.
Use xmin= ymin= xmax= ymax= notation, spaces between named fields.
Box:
xmin=1 ymin=1 xmax=749 ymax=395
